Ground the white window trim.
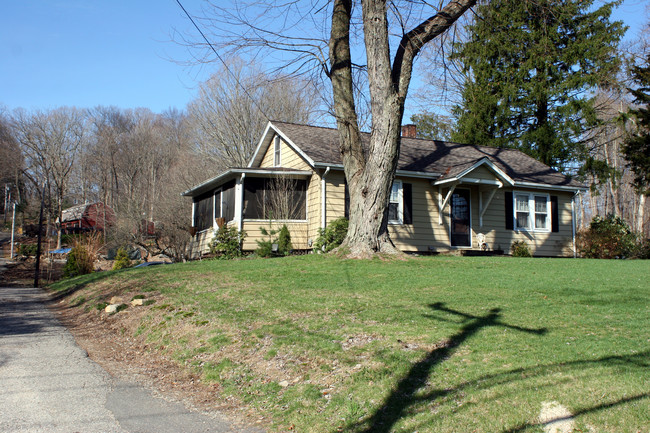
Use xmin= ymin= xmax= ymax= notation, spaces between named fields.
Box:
xmin=273 ymin=136 xmax=281 ymax=167
xmin=513 ymin=192 xmax=551 ymax=232
xmin=388 ymin=180 xmax=403 ymax=225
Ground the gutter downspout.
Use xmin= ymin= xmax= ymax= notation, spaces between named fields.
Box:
xmin=572 ymin=191 xmax=578 ymax=258
xmin=237 ymin=173 xmax=246 ymax=233
xmin=321 ymin=167 xmax=331 ymax=229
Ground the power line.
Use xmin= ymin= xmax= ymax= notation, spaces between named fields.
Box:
xmin=175 ymin=0 xmax=270 ymax=121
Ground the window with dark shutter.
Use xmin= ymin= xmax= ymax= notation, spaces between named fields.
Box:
xmin=403 ymin=183 xmax=413 ymax=224
xmin=505 ymin=191 xmax=514 ymax=230
xmin=551 ymin=195 xmax=559 ymax=232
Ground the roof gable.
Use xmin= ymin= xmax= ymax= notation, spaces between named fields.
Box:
xmin=248 ymin=122 xmax=315 ymax=169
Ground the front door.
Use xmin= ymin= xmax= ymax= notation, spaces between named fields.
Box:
xmin=451 ymin=189 xmax=471 ymax=247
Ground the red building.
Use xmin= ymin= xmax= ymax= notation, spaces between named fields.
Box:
xmin=59 ymin=202 xmax=115 ymax=233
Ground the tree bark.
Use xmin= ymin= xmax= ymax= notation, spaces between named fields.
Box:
xmin=328 ymin=0 xmax=477 ymax=257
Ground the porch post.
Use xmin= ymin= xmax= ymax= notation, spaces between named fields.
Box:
xmin=236 ymin=174 xmax=246 ymax=232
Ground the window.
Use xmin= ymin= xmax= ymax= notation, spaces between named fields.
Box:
xmin=513 ymin=193 xmax=549 ymax=231
xmin=273 ymin=136 xmax=281 ymax=167
xmin=388 ymin=181 xmax=402 ymax=224
xmin=534 ymin=195 xmax=548 ymax=230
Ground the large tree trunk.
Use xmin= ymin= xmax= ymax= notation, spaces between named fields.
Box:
xmin=328 ymin=0 xmax=476 ymax=257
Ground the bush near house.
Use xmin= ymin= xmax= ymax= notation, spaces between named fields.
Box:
xmin=510 ymin=240 xmax=532 ymax=257
xmin=256 ymin=224 xmax=292 ymax=257
xmin=578 ymin=215 xmax=647 ymax=259
xmin=314 ymin=217 xmax=348 ymax=253
xmin=210 ymin=225 xmax=246 ymax=259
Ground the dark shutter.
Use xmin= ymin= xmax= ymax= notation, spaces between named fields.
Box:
xmin=551 ymin=195 xmax=559 ymax=232
xmin=505 ymin=191 xmax=513 ymax=230
xmin=403 ymin=183 xmax=413 ymax=224
xmin=344 ymin=182 xmax=350 ymax=219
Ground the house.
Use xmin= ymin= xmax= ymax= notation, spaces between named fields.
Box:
xmin=59 ymin=202 xmax=115 ymax=234
xmin=182 ymin=121 xmax=586 ymax=257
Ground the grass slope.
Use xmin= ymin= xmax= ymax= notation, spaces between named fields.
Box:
xmin=51 ymin=255 xmax=649 ymax=432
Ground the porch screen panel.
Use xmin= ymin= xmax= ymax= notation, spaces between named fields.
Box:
xmin=221 ymin=180 xmax=236 ymax=222
xmin=243 ymin=178 xmax=306 ymax=220
xmin=243 ymin=177 xmax=267 ymax=219
xmin=193 ymin=192 xmax=213 ymax=231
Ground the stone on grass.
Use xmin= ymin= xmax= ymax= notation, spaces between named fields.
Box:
xmin=131 ymin=298 xmax=145 ymax=306
xmin=278 ymin=380 xmax=289 ymax=388
xmin=105 ymin=304 xmax=119 ymax=313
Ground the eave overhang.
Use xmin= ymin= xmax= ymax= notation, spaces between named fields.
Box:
xmin=181 ymin=168 xmax=312 ymax=198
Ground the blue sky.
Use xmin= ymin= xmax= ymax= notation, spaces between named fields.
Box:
xmin=1 ymin=0 xmax=647 ymax=115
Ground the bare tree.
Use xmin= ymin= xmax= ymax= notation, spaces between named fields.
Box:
xmin=0 ymin=107 xmax=24 ymax=217
xmin=187 ymin=58 xmax=319 ymax=168
xmin=12 ymin=107 xmax=87 ymax=248
xmin=180 ymin=0 xmax=477 ymax=257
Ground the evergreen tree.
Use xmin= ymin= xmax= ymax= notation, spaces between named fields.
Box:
xmin=623 ymin=53 xmax=650 ymax=193
xmin=452 ymin=0 xmax=625 ymax=170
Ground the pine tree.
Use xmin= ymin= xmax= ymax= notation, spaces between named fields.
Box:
xmin=452 ymin=0 xmax=625 ymax=170
xmin=623 ymin=53 xmax=650 ymax=193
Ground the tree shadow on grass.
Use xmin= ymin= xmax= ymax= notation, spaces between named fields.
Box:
xmin=342 ymin=302 xmax=648 ymax=433
xmin=501 ymin=392 xmax=649 ymax=433
xmin=347 ymin=302 xmax=547 ymax=433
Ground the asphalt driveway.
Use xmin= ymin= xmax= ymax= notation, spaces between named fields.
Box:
xmin=0 ymin=284 xmax=261 ymax=433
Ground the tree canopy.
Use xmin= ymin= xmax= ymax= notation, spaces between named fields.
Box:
xmin=451 ymin=0 xmax=625 ymax=171
xmin=623 ymin=53 xmax=650 ymax=194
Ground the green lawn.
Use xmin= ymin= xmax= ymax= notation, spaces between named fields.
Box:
xmin=51 ymin=255 xmax=649 ymax=432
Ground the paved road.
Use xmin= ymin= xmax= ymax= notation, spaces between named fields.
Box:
xmin=0 ymin=284 xmax=262 ymax=433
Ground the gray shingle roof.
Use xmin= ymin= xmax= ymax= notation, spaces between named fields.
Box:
xmin=272 ymin=121 xmax=583 ymax=188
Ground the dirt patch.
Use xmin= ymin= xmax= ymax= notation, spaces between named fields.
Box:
xmin=539 ymin=401 xmax=575 ymax=433
xmin=50 ymin=294 xmax=269 ymax=431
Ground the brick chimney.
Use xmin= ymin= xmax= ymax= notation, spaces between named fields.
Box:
xmin=401 ymin=124 xmax=417 ymax=138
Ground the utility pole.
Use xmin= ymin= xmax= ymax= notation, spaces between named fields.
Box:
xmin=3 ymin=184 xmax=8 ymax=225
xmin=10 ymin=202 xmax=16 ymax=259
xmin=34 ymin=184 xmax=45 ymax=288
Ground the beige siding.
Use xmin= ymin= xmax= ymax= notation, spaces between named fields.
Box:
xmin=478 ymin=189 xmax=575 ymax=257
xmin=325 ymin=172 xmax=346 ymax=224
xmin=321 ymin=174 xmax=575 ymax=257
xmin=465 ymin=165 xmax=498 ymax=181
xmin=307 ymin=172 xmax=322 ymax=244
xmin=389 ymin=177 xmax=448 ymax=252
xmin=242 ymin=221 xmax=310 ymax=251
xmin=260 ymin=136 xmax=310 ymax=170
xmin=189 ymin=228 xmax=215 ymax=258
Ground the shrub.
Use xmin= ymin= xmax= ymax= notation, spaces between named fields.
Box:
xmin=578 ymin=215 xmax=638 ymax=259
xmin=510 ymin=240 xmax=532 ymax=257
xmin=210 ymin=225 xmax=246 ymax=259
xmin=277 ymin=225 xmax=292 ymax=256
xmin=256 ymin=224 xmax=293 ymax=257
xmin=63 ymin=246 xmax=94 ymax=278
xmin=18 ymin=243 xmax=38 ymax=257
xmin=314 ymin=218 xmax=349 ymax=253
xmin=112 ymin=248 xmax=132 ymax=270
